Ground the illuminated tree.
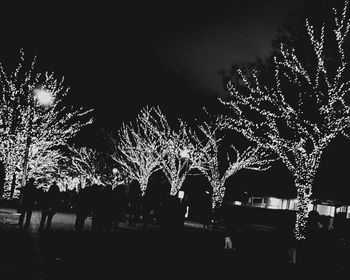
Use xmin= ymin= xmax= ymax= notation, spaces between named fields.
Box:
xmin=0 ymin=50 xmax=93 ymax=198
xmin=68 ymin=146 xmax=111 ymax=187
xmin=111 ymin=166 xmax=131 ymax=189
xmin=221 ymin=0 xmax=350 ymax=239
xmin=137 ymin=106 xmax=201 ymax=196
xmin=110 ymin=107 xmax=164 ymax=195
xmin=193 ymin=115 xmax=275 ymax=209
xmin=27 ymin=145 xmax=69 ymax=188
xmin=0 ymin=138 xmax=23 ymax=198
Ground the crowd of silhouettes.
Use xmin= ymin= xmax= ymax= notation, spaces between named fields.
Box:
xmin=10 ymin=175 xmax=350 ymax=270
xmin=73 ymin=179 xmax=184 ymax=232
xmin=16 ymin=176 xmax=190 ymax=233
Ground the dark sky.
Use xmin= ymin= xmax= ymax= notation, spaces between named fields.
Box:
xmin=0 ymin=0 xmax=304 ymax=127
xmin=2 ymin=0 xmax=348 ymax=198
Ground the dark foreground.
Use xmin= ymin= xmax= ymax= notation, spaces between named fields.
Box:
xmin=0 ymin=209 xmax=349 ymax=279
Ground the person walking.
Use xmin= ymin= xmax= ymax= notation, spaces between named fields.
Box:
xmin=74 ymin=184 xmax=94 ymax=232
xmin=38 ymin=181 xmax=61 ymax=231
xmin=91 ymin=184 xmax=104 ymax=232
xmin=223 ymin=201 xmax=246 ymax=251
xmin=202 ymin=188 xmax=213 ymax=229
xmin=159 ymin=193 xmax=186 ymax=233
xmin=112 ymin=183 xmax=128 ymax=229
xmin=92 ymin=184 xmax=115 ymax=232
xmin=128 ymin=180 xmax=142 ymax=227
xmin=18 ymin=178 xmax=38 ymax=230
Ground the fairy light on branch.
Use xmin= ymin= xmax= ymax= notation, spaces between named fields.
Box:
xmin=220 ymin=0 xmax=350 ymax=240
xmin=192 ymin=115 xmax=276 ymax=209
xmin=68 ymin=146 xmax=110 ymax=187
xmin=110 ymin=107 xmax=164 ymax=195
xmin=27 ymin=145 xmax=70 ymax=190
xmin=136 ymin=106 xmax=201 ymax=196
xmin=0 ymin=49 xmax=93 ymax=198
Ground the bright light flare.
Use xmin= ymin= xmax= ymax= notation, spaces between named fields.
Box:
xmin=34 ymin=88 xmax=54 ymax=106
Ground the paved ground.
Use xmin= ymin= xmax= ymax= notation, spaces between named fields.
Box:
xmin=0 ymin=207 xmax=347 ymax=279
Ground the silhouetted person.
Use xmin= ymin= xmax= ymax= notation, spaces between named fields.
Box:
xmin=332 ymin=212 xmax=349 ymax=270
xmin=39 ymin=181 xmax=61 ymax=231
xmin=18 ymin=178 xmax=37 ymax=230
xmin=223 ymin=202 xmax=246 ymax=251
xmin=202 ymin=188 xmax=212 ymax=229
xmin=333 ymin=212 xmax=347 ymax=240
xmin=305 ymin=210 xmax=323 ymax=239
xmin=141 ymin=188 xmax=152 ymax=228
xmin=128 ymin=180 xmax=142 ymax=227
xmin=68 ymin=188 xmax=78 ymax=211
xmin=74 ymin=185 xmax=94 ymax=231
xmin=113 ymin=184 xmax=128 ymax=229
xmin=301 ymin=210 xmax=331 ymax=270
xmin=159 ymin=194 xmax=186 ymax=233
xmin=92 ymin=185 xmax=115 ymax=232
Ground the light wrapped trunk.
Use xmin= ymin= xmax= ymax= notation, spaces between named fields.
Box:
xmin=294 ymin=178 xmax=313 ymax=240
xmin=211 ymin=179 xmax=225 ymax=209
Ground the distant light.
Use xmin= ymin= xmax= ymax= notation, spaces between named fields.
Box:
xmin=34 ymin=88 xmax=54 ymax=106
xmin=268 ymin=197 xmax=282 ymax=209
xmin=112 ymin=168 xmax=118 ymax=175
xmin=233 ymin=201 xmax=242 ymax=206
xmin=178 ymin=190 xmax=185 ymax=199
xmin=185 ymin=206 xmax=189 ymax=218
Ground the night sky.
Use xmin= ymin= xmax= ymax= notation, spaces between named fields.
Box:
xmin=1 ymin=0 xmax=349 ymax=198
xmin=0 ymin=0 xmax=304 ymax=126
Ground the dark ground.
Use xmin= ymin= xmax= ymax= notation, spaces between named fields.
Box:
xmin=0 ymin=207 xmax=349 ymax=279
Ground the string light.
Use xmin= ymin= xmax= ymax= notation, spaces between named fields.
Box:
xmin=136 ymin=107 xmax=202 ymax=196
xmin=0 ymin=49 xmax=93 ymax=198
xmin=68 ymin=146 xmax=112 ymax=187
xmin=110 ymin=107 xmax=164 ymax=195
xmin=111 ymin=106 xmax=201 ymax=196
xmin=192 ymin=115 xmax=276 ymax=209
xmin=221 ymin=1 xmax=350 ymax=240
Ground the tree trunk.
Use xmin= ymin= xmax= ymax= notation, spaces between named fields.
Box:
xmin=211 ymin=180 xmax=225 ymax=209
xmin=10 ymin=173 xmax=16 ymax=199
xmin=170 ymin=185 xmax=179 ymax=196
xmin=294 ymin=177 xmax=313 ymax=240
xmin=289 ymin=176 xmax=314 ymax=266
xmin=139 ymin=178 xmax=149 ymax=196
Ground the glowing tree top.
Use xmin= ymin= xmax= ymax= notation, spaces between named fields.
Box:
xmin=0 ymin=50 xmax=93 ymax=146
xmin=28 ymin=145 xmax=69 ymax=189
xmin=137 ymin=106 xmax=201 ymax=196
xmin=221 ymin=1 xmax=350 ymax=239
xmin=0 ymin=50 xmax=93 ymax=198
xmin=110 ymin=107 xmax=164 ymax=195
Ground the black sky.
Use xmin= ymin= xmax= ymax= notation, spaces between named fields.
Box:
xmin=0 ymin=0 xmax=304 ymax=126
xmin=1 ymin=0 xmax=349 ymax=197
